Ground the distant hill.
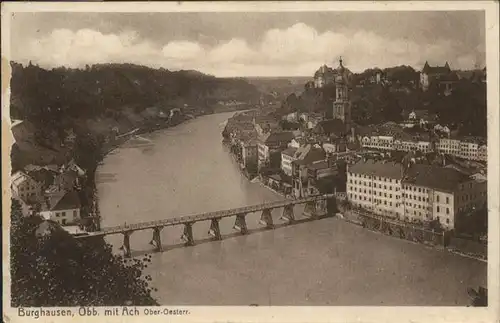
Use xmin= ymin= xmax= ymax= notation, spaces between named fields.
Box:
xmin=8 ymin=62 xmax=263 ymax=170
xmin=244 ymin=76 xmax=311 ymax=100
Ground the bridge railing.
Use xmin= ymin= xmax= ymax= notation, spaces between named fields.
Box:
xmin=82 ymin=194 xmax=334 ymax=236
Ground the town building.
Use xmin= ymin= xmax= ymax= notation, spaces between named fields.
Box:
xmin=306 ymin=159 xmax=339 ymax=196
xmin=402 ymin=164 xmax=487 ymax=229
xmin=346 ymin=159 xmax=487 ymax=230
xmin=436 ymin=137 xmax=487 ymax=162
xmin=281 ymin=147 xmax=298 ymax=176
xmin=40 ymin=190 xmax=81 ymax=226
xmin=253 ymin=115 xmax=280 ymax=136
xmin=257 ymin=131 xmax=295 ymax=171
xmin=313 ymin=119 xmax=346 ymax=139
xmin=291 ymin=145 xmax=327 ymax=198
xmin=347 ymin=159 xmax=403 ymax=218
xmin=313 ymin=65 xmax=336 ymax=88
xmin=239 ymin=136 xmax=259 ymax=175
xmin=11 ymin=171 xmax=43 ymax=204
xmin=400 ymin=110 xmax=438 ymax=128
xmin=420 ymin=61 xmax=458 ymax=94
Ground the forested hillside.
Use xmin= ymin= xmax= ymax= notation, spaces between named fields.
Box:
xmin=9 ymin=62 xmax=262 ymax=170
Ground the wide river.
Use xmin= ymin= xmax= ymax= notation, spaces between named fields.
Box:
xmin=96 ymin=112 xmax=486 ymax=306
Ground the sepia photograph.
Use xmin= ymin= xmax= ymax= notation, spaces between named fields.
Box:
xmin=2 ymin=1 xmax=499 ymax=322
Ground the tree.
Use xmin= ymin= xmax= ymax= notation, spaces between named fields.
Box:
xmin=10 ymin=198 xmax=157 ymax=306
xmin=467 ymin=287 xmax=487 ymax=307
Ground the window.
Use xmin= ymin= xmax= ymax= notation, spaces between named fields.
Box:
xmin=446 ymin=208 xmax=449 ymax=215
xmin=55 ymin=212 xmax=60 ymax=217
xmin=437 ymin=206 xmax=440 ymax=212
xmin=446 ymin=196 xmax=449 ymax=204
xmin=437 ymin=195 xmax=440 ymax=203
xmin=446 ymin=219 xmax=450 ymax=224
xmin=73 ymin=210 xmax=77 ymax=218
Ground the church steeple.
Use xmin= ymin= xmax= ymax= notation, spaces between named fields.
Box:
xmin=332 ymin=56 xmax=351 ymax=133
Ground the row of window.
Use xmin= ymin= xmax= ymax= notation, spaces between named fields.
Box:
xmin=54 ymin=210 xmax=78 ymax=218
xmin=349 ymin=173 xmax=400 ymax=183
xmin=403 ymin=193 xmax=430 ymax=202
xmin=349 ymin=180 xmax=399 ymax=190
xmin=19 ymin=186 xmax=37 ymax=191
xmin=404 ymin=202 xmax=431 ymax=210
xmin=349 ymin=188 xmax=397 ymax=199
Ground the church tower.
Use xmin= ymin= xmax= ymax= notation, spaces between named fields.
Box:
xmin=332 ymin=57 xmax=351 ymax=133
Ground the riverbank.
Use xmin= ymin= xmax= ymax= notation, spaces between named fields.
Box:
xmin=222 ymin=130 xmax=487 ymax=264
xmin=96 ymin=111 xmax=485 ymax=306
xmin=90 ymin=108 xmax=253 ymax=231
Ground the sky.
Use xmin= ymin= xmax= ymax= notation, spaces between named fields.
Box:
xmin=9 ymin=11 xmax=486 ymax=77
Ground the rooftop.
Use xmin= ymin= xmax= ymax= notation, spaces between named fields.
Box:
xmin=11 ymin=171 xmax=35 ymax=187
xmin=315 ymin=119 xmax=345 ymax=135
xmin=43 ymin=190 xmax=81 ymax=212
xmin=422 ymin=61 xmax=452 ymax=74
xmin=263 ymin=131 xmax=295 ymax=145
xmin=348 ymin=159 xmax=402 ymax=180
xmin=282 ymin=147 xmax=298 ymax=157
xmin=403 ymin=164 xmax=470 ymax=192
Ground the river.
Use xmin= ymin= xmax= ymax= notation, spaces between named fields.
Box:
xmin=96 ymin=111 xmax=486 ymax=306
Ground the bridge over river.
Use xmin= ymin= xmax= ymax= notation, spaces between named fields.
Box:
xmin=77 ymin=194 xmax=336 ymax=257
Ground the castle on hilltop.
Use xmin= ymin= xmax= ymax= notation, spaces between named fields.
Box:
xmin=313 ymin=57 xmax=353 ymax=89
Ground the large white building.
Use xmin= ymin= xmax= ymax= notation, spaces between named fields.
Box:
xmin=347 ymin=160 xmax=403 ymax=218
xmin=360 ymin=133 xmax=487 ymax=162
xmin=11 ymin=171 xmax=43 ymax=204
xmin=346 ymin=160 xmax=487 ymax=230
xmin=40 ymin=191 xmax=81 ymax=226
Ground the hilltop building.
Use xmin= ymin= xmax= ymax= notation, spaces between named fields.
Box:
xmin=332 ymin=57 xmax=352 ymax=133
xmin=420 ymin=61 xmax=458 ymax=94
xmin=313 ymin=57 xmax=353 ymax=89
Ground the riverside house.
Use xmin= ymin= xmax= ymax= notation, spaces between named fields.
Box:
xmin=257 ymin=131 xmax=295 ymax=172
xmin=346 ymin=158 xmax=487 ymax=230
xmin=11 ymin=171 xmax=43 ymax=204
xmin=291 ymin=144 xmax=327 ymax=198
xmin=40 ymin=190 xmax=82 ymax=226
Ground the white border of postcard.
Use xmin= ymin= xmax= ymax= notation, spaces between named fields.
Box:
xmin=2 ymin=1 xmax=499 ymax=323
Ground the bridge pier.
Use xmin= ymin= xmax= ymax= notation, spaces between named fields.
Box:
xmin=280 ymin=204 xmax=295 ymax=223
xmin=149 ymin=226 xmax=163 ymax=252
xmin=208 ymin=218 xmax=222 ymax=240
xmin=233 ymin=213 xmax=248 ymax=234
xmin=121 ymin=231 xmax=133 ymax=258
xmin=181 ymin=222 xmax=195 ymax=246
xmin=259 ymin=208 xmax=274 ymax=229
xmin=303 ymin=200 xmax=318 ymax=218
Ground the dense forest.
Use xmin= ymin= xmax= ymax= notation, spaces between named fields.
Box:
xmin=9 ymin=62 xmax=262 ymax=170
